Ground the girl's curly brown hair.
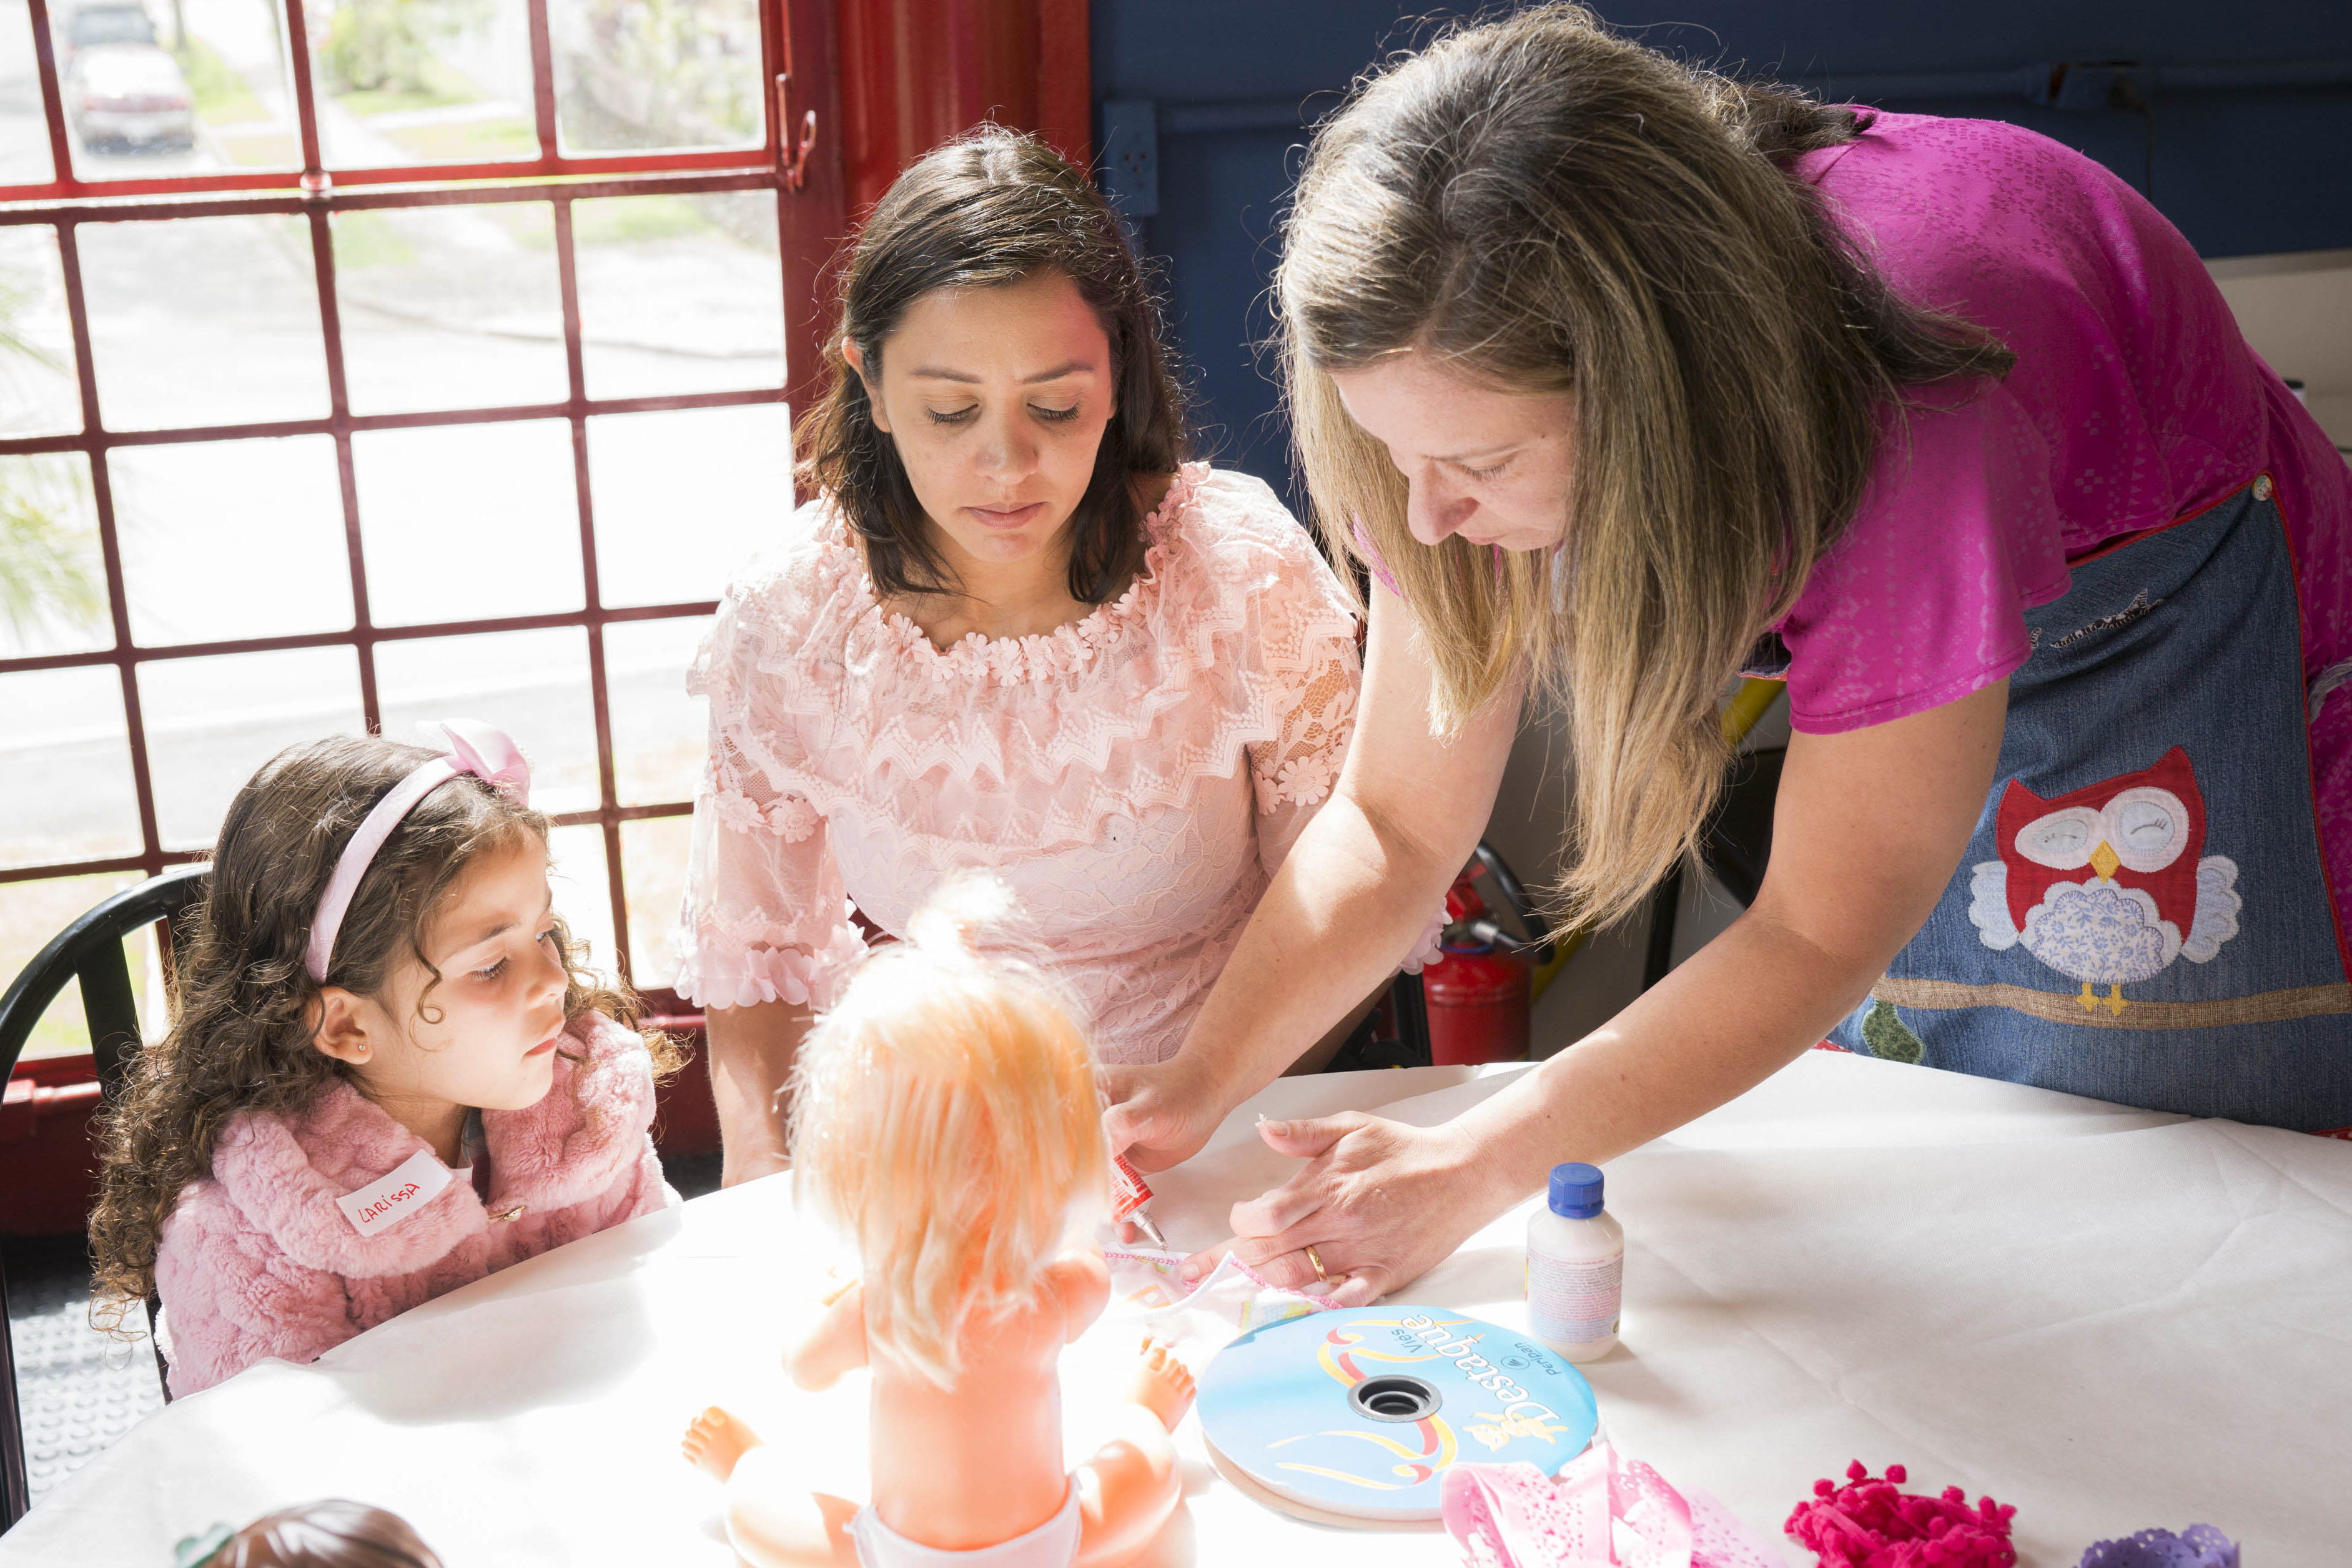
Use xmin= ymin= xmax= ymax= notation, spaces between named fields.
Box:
xmin=88 ymin=734 xmax=686 ymax=1329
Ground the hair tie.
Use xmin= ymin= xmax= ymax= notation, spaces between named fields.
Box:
xmin=305 ymin=721 xmax=531 ymax=984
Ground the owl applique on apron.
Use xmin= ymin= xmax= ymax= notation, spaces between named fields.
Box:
xmin=1824 ymin=476 xmax=2352 ymax=1133
xmin=1967 ymin=746 xmax=2240 ymax=1016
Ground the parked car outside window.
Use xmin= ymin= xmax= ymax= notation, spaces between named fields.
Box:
xmin=66 ymin=41 xmax=195 ymax=154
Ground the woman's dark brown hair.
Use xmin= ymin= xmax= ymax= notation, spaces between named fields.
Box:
xmin=796 ymin=126 xmax=1188 ymax=604
xmin=89 ymin=734 xmax=683 ymax=1325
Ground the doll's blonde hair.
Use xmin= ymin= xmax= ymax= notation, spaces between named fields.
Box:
xmin=787 ymin=877 xmax=1107 ymax=1386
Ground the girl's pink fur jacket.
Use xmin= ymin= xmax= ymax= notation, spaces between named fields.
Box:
xmin=152 ymin=1013 xmax=674 ymax=1396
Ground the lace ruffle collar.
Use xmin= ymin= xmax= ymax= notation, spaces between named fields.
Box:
xmin=825 ymin=463 xmax=1207 ymax=687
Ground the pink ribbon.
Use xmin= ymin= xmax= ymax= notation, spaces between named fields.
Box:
xmin=304 ymin=721 xmax=531 ymax=984
xmin=1444 ymin=1441 xmax=1719 ymax=1568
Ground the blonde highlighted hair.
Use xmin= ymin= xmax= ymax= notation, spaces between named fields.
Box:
xmin=786 ymin=877 xmax=1106 ymax=1386
xmin=1280 ymin=5 xmax=2014 ymax=930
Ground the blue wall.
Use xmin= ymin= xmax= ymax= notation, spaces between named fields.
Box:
xmin=1094 ymin=1 xmax=2352 ymax=496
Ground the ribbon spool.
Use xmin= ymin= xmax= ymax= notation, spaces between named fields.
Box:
xmin=1196 ymin=1304 xmax=1598 ymax=1524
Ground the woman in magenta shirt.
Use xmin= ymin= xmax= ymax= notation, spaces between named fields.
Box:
xmin=1105 ymin=5 xmax=2352 ymax=1303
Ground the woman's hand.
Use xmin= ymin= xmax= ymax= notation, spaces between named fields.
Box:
xmin=1113 ymin=588 xmax=1520 ymax=1179
xmin=1100 ymin=1054 xmax=1233 ymax=1175
xmin=1182 ymin=1113 xmax=1518 ymax=1308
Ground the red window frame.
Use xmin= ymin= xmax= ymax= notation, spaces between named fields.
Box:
xmin=0 ymin=0 xmax=849 ymax=1005
xmin=0 ymin=0 xmax=1091 ymax=1018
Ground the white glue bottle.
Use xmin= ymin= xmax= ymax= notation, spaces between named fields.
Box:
xmin=1525 ymin=1161 xmax=1624 ymax=1363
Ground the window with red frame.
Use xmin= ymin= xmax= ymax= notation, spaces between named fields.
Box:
xmin=0 ymin=0 xmax=854 ymax=1057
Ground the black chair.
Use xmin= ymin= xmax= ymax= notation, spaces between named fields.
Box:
xmin=1642 ymin=747 xmax=1786 ymax=990
xmin=0 ymin=863 xmax=208 ymax=1529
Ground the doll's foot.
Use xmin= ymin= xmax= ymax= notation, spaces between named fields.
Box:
xmin=682 ymin=1405 xmax=766 ymax=1482
xmin=1129 ymin=1337 xmax=1195 ymax=1432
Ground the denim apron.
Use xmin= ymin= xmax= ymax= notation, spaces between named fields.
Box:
xmin=1808 ymin=476 xmax=2352 ymax=1131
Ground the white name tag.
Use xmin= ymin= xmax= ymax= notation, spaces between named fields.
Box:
xmin=336 ymin=1148 xmax=454 ymax=1238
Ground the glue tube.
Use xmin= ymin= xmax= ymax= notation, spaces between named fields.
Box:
xmin=1525 ymin=1161 xmax=1623 ymax=1362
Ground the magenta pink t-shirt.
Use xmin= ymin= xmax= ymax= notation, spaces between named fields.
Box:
xmin=1776 ymin=112 xmax=2350 ymax=735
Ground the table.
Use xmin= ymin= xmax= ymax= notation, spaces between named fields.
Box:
xmin=2 ymin=1049 xmax=2346 ymax=1565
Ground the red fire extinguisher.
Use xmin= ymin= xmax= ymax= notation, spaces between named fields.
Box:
xmin=1421 ymin=847 xmax=1552 ymax=1066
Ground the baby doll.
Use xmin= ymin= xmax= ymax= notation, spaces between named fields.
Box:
xmin=174 ymin=1499 xmax=443 ymax=1567
xmin=681 ymin=879 xmax=1193 ymax=1567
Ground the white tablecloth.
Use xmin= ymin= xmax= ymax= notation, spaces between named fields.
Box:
xmin=3 ymin=1050 xmax=2347 ymax=1565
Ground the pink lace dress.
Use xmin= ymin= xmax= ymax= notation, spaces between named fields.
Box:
xmin=672 ymin=463 xmax=1363 ymax=1065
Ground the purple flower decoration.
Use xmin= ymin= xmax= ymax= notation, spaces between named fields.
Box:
xmin=2077 ymin=1526 xmax=2239 ymax=1568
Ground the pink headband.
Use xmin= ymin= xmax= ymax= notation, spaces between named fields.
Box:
xmin=305 ymin=720 xmax=532 ymax=984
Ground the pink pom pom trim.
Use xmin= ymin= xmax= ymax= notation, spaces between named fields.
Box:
xmin=1784 ymin=1461 xmax=2018 ymax=1568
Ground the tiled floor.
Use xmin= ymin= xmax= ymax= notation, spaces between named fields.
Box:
xmin=2 ymin=1235 xmax=166 ymax=1507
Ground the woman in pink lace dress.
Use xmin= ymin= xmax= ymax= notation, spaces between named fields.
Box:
xmin=673 ymin=131 xmax=1369 ymax=1181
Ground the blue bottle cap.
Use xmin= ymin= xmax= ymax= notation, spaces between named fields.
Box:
xmin=1548 ymin=1161 xmax=1604 ymax=1218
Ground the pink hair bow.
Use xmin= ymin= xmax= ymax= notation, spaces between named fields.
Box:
xmin=304 ymin=721 xmax=532 ymax=983
xmin=437 ymin=718 xmax=530 ymax=804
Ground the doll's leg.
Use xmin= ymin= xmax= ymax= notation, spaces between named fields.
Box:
xmin=1072 ymin=1339 xmax=1194 ymax=1568
xmin=682 ymin=1406 xmax=859 ymax=1567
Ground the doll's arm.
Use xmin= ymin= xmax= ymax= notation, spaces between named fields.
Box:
xmin=1049 ymin=1250 xmax=1111 ymax=1344
xmin=786 ymin=1278 xmax=867 ymax=1391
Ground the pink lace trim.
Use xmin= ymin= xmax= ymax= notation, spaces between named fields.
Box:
xmin=711 ymin=783 xmax=819 ymax=844
xmin=1259 ymin=683 xmax=1355 ymax=811
xmin=859 ymin=471 xmax=1197 ymax=687
xmin=673 ymin=464 xmax=1378 ymax=1054
xmin=670 ymin=904 xmax=868 ymax=1011
xmin=1399 ymin=902 xmax=1446 ymax=975
xmin=803 ymin=462 xmax=1203 ymax=690
xmin=692 ymin=463 xmax=1363 ymax=851
xmin=1443 ymin=1441 xmax=1783 ymax=1568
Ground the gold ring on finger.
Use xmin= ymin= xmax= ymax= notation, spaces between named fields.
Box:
xmin=1305 ymin=1245 xmax=1328 ymax=1281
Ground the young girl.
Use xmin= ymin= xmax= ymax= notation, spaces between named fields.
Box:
xmin=680 ymin=880 xmax=1193 ymax=1567
xmin=90 ymin=721 xmax=680 ymax=1396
